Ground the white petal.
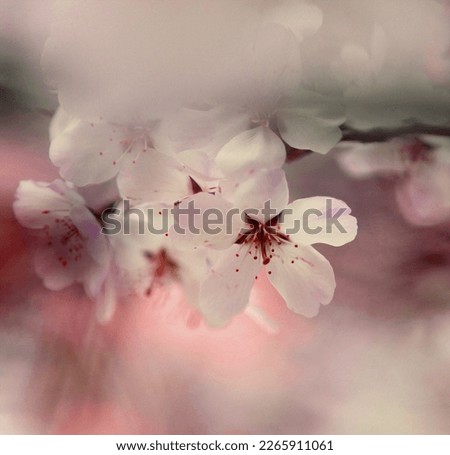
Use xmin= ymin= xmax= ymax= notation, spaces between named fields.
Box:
xmin=199 ymin=245 xmax=261 ymax=327
xmin=277 ymin=109 xmax=343 ymax=155
xmin=169 ymin=192 xmax=243 ymax=250
xmin=50 ymin=119 xmax=124 ymax=186
xmin=156 ymin=105 xmax=249 ymax=156
xmin=232 ymin=168 xmax=289 ymax=222
xmin=34 ymin=246 xmax=78 ymax=291
xmin=267 ymin=244 xmax=335 ymax=317
xmin=117 ymin=150 xmax=191 ymax=205
xmin=337 ymin=141 xmax=405 ymax=178
xmin=108 ymin=229 xmax=156 ymax=298
xmin=216 ymin=127 xmax=286 ymax=177
xmin=96 ymin=272 xmax=118 ymax=324
xmin=176 ymin=148 xmax=221 ymax=180
xmin=49 ymin=107 xmax=74 ymax=141
xmin=34 ymin=221 xmax=107 ymax=294
xmin=76 ymin=179 xmax=120 ymax=213
xmin=176 ymin=247 xmax=211 ymax=311
xmin=13 ymin=179 xmax=83 ymax=229
xmin=281 ymin=197 xmax=358 ymax=246
xmin=70 ymin=206 xmax=110 ymax=267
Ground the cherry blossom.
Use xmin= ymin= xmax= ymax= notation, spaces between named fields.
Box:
xmin=171 ymin=169 xmax=357 ymax=326
xmin=117 ymin=151 xmax=207 ymax=207
xmin=49 ymin=109 xmax=173 ymax=187
xmin=156 ymin=90 xmax=346 ymax=182
xmin=338 ymin=136 xmax=450 ymax=226
xmin=97 ymin=202 xmax=210 ymax=323
xmin=215 ymin=90 xmax=346 ymax=177
xmin=13 ymin=179 xmax=109 ymax=296
xmin=12 ymin=180 xmax=186 ymax=323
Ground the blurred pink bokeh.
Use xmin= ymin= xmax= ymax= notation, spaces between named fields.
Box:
xmin=1 ymin=114 xmax=449 ymax=434
xmin=1 ymin=0 xmax=449 ymax=436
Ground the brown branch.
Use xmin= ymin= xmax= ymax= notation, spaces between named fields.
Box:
xmin=286 ymin=123 xmax=450 ymax=162
xmin=341 ymin=124 xmax=450 ymax=143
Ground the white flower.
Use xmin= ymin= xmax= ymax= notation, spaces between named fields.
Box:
xmin=338 ymin=136 xmax=450 ymax=226
xmin=170 ymin=169 xmax=357 ymax=326
xmin=154 ymin=105 xmax=251 ymax=178
xmin=143 ymin=244 xmax=210 ymax=325
xmin=12 ymin=179 xmax=160 ymax=323
xmin=157 ymin=90 xmax=345 ymax=182
xmin=50 ymin=109 xmax=171 ymax=186
xmin=13 ymin=179 xmax=109 ymax=295
xmin=101 ymin=202 xmax=211 ymax=324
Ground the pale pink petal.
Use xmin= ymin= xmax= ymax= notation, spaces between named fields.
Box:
xmin=49 ymin=107 xmax=74 ymax=141
xmin=216 ymin=126 xmax=286 ymax=177
xmin=169 ymin=192 xmax=243 ymax=250
xmin=33 ymin=209 xmax=107 ymax=293
xmin=106 ymin=228 xmax=156 ymax=300
xmin=199 ymin=245 xmax=261 ymax=326
xmin=176 ymin=247 xmax=211 ymax=311
xmin=47 ymin=180 xmax=87 ymax=205
xmin=34 ymin=246 xmax=79 ymax=291
xmin=155 ymin=105 xmax=250 ymax=156
xmin=117 ymin=150 xmax=191 ymax=205
xmin=13 ymin=180 xmax=83 ymax=229
xmin=95 ymin=272 xmax=118 ymax=324
xmin=70 ymin=206 xmax=110 ymax=267
xmin=232 ymin=168 xmax=289 ymax=222
xmin=83 ymin=260 xmax=110 ymax=301
xmin=281 ymin=197 xmax=358 ymax=246
xmin=76 ymin=179 xmax=120 ymax=213
xmin=267 ymin=243 xmax=335 ymax=317
xmin=277 ymin=108 xmax=343 ymax=155
xmin=50 ymin=119 xmax=124 ymax=186
xmin=176 ymin=148 xmax=220 ymax=180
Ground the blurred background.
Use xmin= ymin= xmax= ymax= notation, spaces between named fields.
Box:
xmin=1 ymin=1 xmax=449 ymax=435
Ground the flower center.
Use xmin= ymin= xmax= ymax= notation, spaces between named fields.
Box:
xmin=235 ymin=213 xmax=290 ymax=265
xmin=110 ymin=124 xmax=153 ymax=166
xmin=144 ymin=248 xmax=179 ymax=296
xmin=42 ymin=213 xmax=85 ymax=267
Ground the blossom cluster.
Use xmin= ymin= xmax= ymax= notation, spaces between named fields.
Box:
xmin=12 ymin=0 xmax=450 ymax=327
xmin=14 ymin=97 xmax=358 ymax=326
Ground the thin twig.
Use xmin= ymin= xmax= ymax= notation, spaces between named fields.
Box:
xmin=286 ymin=123 xmax=450 ymax=162
xmin=341 ymin=124 xmax=450 ymax=143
